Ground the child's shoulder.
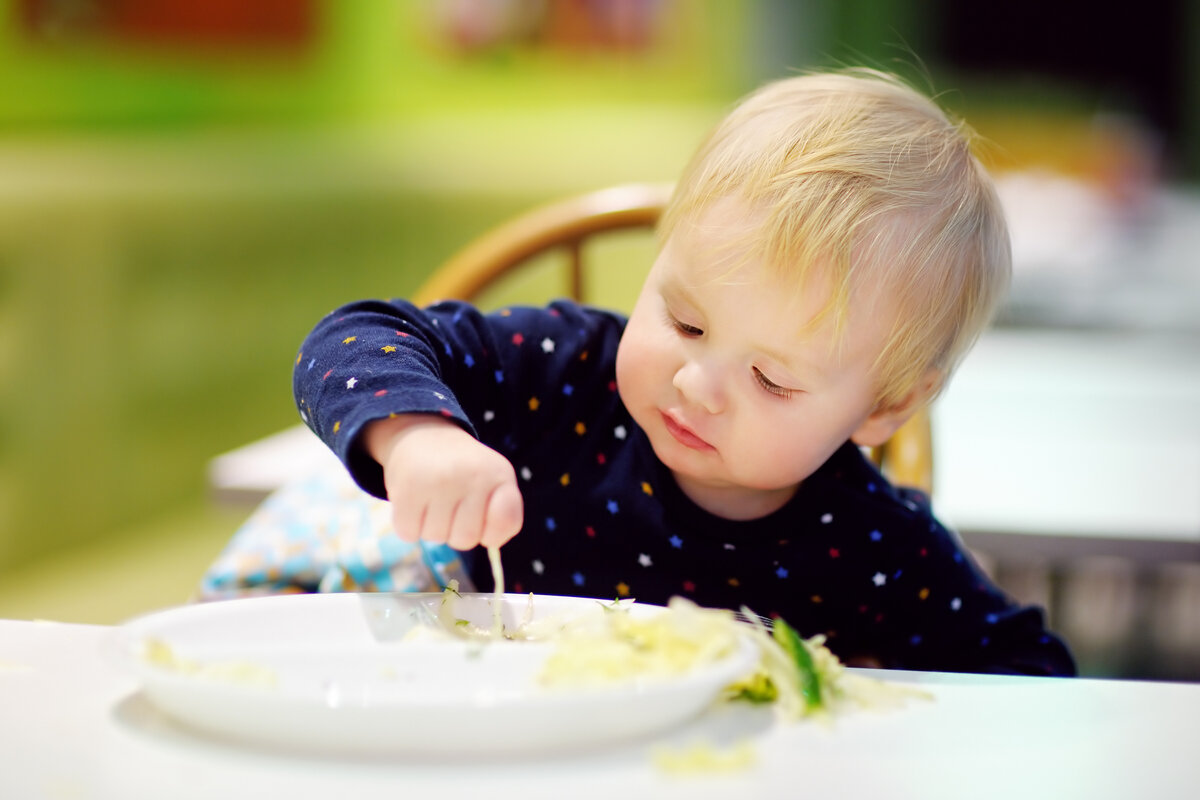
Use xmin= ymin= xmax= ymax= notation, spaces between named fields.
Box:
xmin=474 ymin=299 xmax=630 ymax=350
xmin=423 ymin=298 xmax=627 ymax=330
xmin=497 ymin=299 xmax=628 ymax=328
xmin=813 ymin=441 xmax=937 ymax=525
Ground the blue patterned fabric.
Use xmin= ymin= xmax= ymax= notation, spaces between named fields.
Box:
xmin=199 ymin=458 xmax=473 ymax=600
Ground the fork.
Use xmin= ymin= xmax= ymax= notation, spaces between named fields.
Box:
xmin=732 ymin=609 xmax=775 ymax=628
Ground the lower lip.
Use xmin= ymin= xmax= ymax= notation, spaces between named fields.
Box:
xmin=661 ymin=413 xmax=714 ymax=451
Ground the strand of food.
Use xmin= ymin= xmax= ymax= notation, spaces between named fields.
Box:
xmin=487 ymin=545 xmax=505 ymax=638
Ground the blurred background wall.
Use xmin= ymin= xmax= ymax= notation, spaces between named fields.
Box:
xmin=0 ymin=0 xmax=1196 ymax=677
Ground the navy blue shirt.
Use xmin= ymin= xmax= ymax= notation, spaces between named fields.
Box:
xmin=295 ymin=298 xmax=1075 ymax=676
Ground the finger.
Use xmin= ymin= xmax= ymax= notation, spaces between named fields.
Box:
xmin=446 ymin=490 xmax=487 ymax=551
xmin=389 ymin=496 xmax=425 ymax=543
xmin=479 ymin=481 xmax=523 ymax=548
xmin=383 ymin=477 xmax=423 ymax=543
xmin=419 ymin=496 xmax=454 ymax=545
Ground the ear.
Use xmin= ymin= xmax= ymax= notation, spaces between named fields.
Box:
xmin=850 ymin=368 xmax=941 ymax=448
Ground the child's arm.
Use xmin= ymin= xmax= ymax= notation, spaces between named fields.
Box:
xmin=883 ymin=487 xmax=1077 ymax=677
xmin=293 ymin=297 xmax=625 ymax=550
xmin=362 ymin=413 xmax=523 ymax=550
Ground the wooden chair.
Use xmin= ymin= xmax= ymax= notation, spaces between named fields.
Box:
xmin=410 ymin=183 xmax=934 ymax=494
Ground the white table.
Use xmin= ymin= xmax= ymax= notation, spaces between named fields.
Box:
xmin=210 ymin=327 xmax=1200 ymax=565
xmin=2 ymin=618 xmax=1198 ymax=800
xmin=931 ymin=327 xmax=1200 ymax=564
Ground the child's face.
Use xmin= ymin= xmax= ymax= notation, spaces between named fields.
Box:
xmin=615 ymin=196 xmax=907 ymax=520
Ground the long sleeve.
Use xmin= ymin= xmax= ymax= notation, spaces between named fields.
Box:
xmin=292 ymin=298 xmax=627 ymax=499
xmin=788 ymin=446 xmax=1077 ymax=677
xmin=872 ymin=499 xmax=1077 ymax=677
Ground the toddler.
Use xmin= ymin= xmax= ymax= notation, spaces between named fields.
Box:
xmin=287 ymin=69 xmax=1074 ymax=675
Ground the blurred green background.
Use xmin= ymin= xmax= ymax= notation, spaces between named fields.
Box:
xmin=0 ymin=0 xmax=1196 ymax=637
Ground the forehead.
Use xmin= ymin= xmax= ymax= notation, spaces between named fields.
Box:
xmin=659 ymin=196 xmax=896 ymax=366
xmin=663 ymin=197 xmax=832 ymax=325
xmin=658 ymin=245 xmax=836 ymax=363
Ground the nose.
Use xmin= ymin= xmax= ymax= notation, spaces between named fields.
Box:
xmin=672 ymin=358 xmax=725 ymax=414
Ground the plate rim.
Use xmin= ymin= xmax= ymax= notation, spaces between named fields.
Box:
xmin=109 ymin=591 xmax=760 ymax=710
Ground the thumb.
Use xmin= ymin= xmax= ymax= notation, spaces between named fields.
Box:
xmin=480 ymin=480 xmax=523 ymax=548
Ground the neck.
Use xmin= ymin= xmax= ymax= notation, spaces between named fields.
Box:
xmin=671 ymin=472 xmax=798 ymax=520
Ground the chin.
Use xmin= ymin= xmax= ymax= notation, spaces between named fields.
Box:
xmin=655 ymin=447 xmax=738 ymax=491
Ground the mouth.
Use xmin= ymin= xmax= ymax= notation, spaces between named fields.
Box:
xmin=660 ymin=411 xmax=715 ymax=452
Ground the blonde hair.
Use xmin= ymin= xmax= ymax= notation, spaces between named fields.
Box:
xmin=661 ymin=68 xmax=1011 ymax=409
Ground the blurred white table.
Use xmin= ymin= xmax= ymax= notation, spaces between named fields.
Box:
xmin=3 ymin=618 xmax=1198 ymax=800
xmin=210 ymin=327 xmax=1200 ymax=564
xmin=931 ymin=327 xmax=1200 ymax=563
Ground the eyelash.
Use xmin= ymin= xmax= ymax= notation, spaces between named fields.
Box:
xmin=667 ymin=310 xmax=796 ymax=400
xmin=666 ymin=312 xmax=703 ymax=337
xmin=754 ymin=368 xmax=794 ymax=399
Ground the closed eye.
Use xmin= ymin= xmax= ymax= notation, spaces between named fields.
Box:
xmin=665 ymin=311 xmax=704 ymax=337
xmin=753 ymin=367 xmax=795 ymax=399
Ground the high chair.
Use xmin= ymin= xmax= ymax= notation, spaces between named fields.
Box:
xmin=410 ymin=183 xmax=934 ymax=494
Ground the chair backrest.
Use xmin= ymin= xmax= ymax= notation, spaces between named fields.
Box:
xmin=413 ymin=183 xmax=933 ymax=494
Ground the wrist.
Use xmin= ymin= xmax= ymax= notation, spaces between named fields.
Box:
xmin=363 ymin=414 xmax=458 ymax=464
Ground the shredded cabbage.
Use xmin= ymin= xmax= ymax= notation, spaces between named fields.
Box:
xmin=423 ymin=583 xmax=927 ymax=719
xmin=425 ymin=547 xmax=928 ymax=720
xmin=726 ymin=608 xmax=932 ymax=719
xmin=538 ymin=597 xmax=743 ymax=687
xmin=140 ymin=637 xmax=277 ymax=687
xmin=652 ymin=741 xmax=757 ymax=773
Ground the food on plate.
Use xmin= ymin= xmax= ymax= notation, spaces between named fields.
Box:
xmin=537 ymin=597 xmax=744 ymax=687
xmin=424 ymin=583 xmax=928 ymax=720
xmin=139 ymin=637 xmax=277 ymax=686
xmin=134 ymin=543 xmax=925 ymax=726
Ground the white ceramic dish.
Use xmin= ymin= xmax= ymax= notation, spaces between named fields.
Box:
xmin=109 ymin=592 xmax=759 ymax=757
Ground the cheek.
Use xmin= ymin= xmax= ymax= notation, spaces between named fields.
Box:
xmin=726 ymin=401 xmax=841 ymax=476
xmin=736 ymin=423 xmax=828 ymax=486
xmin=756 ymin=401 xmax=868 ymax=473
xmin=616 ymin=319 xmax=668 ymax=407
xmin=614 ymin=327 xmax=647 ymax=406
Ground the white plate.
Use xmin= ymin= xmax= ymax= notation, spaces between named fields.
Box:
xmin=109 ymin=592 xmax=759 ymax=756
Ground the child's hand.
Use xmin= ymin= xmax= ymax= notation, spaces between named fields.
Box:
xmin=364 ymin=415 xmax=524 ymax=551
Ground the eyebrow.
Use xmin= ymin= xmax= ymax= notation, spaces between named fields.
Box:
xmin=760 ymin=342 xmax=820 ymax=384
xmin=660 ymin=274 xmax=698 ymax=306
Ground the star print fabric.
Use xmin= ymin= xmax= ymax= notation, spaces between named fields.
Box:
xmin=291 ymin=298 xmax=1075 ymax=677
